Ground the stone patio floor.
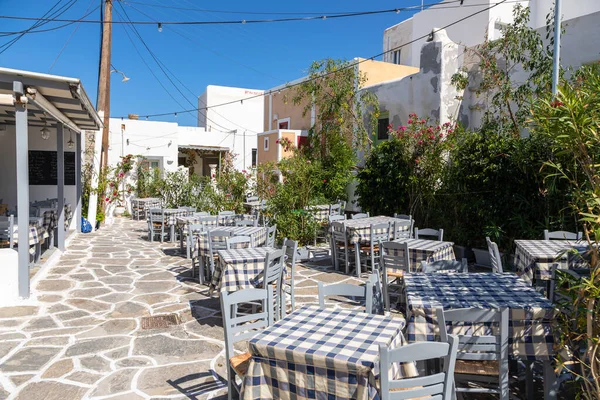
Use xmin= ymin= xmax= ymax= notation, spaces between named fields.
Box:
xmin=0 ymin=218 xmax=365 ymax=400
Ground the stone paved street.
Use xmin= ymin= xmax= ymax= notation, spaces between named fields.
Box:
xmin=0 ymin=218 xmax=365 ymax=399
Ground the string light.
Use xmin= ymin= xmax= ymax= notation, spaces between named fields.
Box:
xmin=157 ymin=22 xmax=162 ymax=32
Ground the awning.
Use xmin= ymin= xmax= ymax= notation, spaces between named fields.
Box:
xmin=0 ymin=67 xmax=101 ymax=133
xmin=178 ymin=144 xmax=230 ymax=152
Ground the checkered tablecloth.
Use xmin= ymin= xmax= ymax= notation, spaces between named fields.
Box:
xmin=391 ymin=239 xmax=455 ymax=269
xmin=210 ymin=246 xmax=278 ymax=293
xmin=196 ymin=226 xmax=267 ymax=259
xmin=341 ymin=216 xmax=408 ymax=245
xmin=41 ymin=204 xmax=73 ymax=231
xmin=12 ymin=225 xmax=48 ymax=246
xmin=405 ymin=273 xmax=557 ymax=360
xmin=243 ymin=305 xmax=414 ymax=400
xmin=306 ymin=204 xmax=331 ymax=222
xmin=514 ymin=240 xmax=588 ymax=285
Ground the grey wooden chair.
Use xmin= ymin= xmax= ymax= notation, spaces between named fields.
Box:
xmin=392 ymin=219 xmax=412 ymax=241
xmin=236 ymin=218 xmax=258 ymax=227
xmin=436 ymin=307 xmax=510 ymax=400
xmin=351 ymin=212 xmax=370 ymax=219
xmin=359 ymin=222 xmax=391 ymax=275
xmin=226 ymin=236 xmax=253 ymax=250
xmin=380 ymin=241 xmax=411 ymax=312
xmin=178 ymin=206 xmax=196 ymax=214
xmin=198 ymin=215 xmax=218 ymax=227
xmin=148 ymin=209 xmax=168 ymax=242
xmin=393 ymin=213 xmax=414 ymax=236
xmin=379 ymin=335 xmax=458 ymax=400
xmin=185 ymin=223 xmax=204 ymax=265
xmin=421 ymin=258 xmax=468 ymax=273
xmin=260 ymin=248 xmax=286 ymax=320
xmin=414 ymin=227 xmax=444 ymax=241
xmin=266 ymin=224 xmax=277 ymax=248
xmin=282 ymin=238 xmax=299 ymax=315
xmin=208 ymin=229 xmax=233 ymax=276
xmin=544 ymin=229 xmax=582 ymax=241
xmin=329 ymin=203 xmax=342 ymax=216
xmin=0 ymin=215 xmax=15 ymax=249
xmin=318 ymin=280 xmax=373 ymax=314
xmin=331 ymin=221 xmax=351 ymax=274
xmin=246 ymin=195 xmax=259 ymax=202
xmin=220 ymin=288 xmax=273 ymax=400
xmin=218 ymin=210 xmax=236 ymax=226
xmin=486 ymin=237 xmax=503 ymax=273
xmin=192 ymin=211 xmax=211 ymax=218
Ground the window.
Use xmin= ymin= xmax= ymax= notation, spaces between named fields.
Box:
xmin=377 ymin=117 xmax=390 ymax=140
xmin=264 ymin=137 xmax=269 ymax=151
xmin=278 ymin=118 xmax=290 ymax=129
xmin=140 ymin=158 xmax=161 ymax=171
xmin=178 ymin=157 xmax=187 ymax=167
xmin=251 ymin=148 xmax=257 ymax=167
xmin=392 ymin=50 xmax=401 ymax=65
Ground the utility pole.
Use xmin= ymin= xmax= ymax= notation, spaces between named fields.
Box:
xmin=551 ymin=0 xmax=562 ymax=95
xmin=97 ymin=0 xmax=112 ymax=169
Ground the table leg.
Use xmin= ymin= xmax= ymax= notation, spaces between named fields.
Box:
xmin=186 ymin=233 xmax=191 ymax=259
xmin=354 ymin=242 xmax=361 ymax=277
xmin=170 ymin=225 xmax=175 ymax=243
xmin=179 ymin=227 xmax=184 ymax=253
xmin=198 ymin=255 xmax=205 ymax=285
xmin=524 ymin=360 xmax=534 ymax=400
xmin=543 ymin=360 xmax=557 ymax=400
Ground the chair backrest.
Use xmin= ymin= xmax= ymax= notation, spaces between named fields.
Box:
xmin=266 ymin=224 xmax=277 ymax=247
xmin=351 ymin=212 xmax=370 ymax=219
xmin=392 ymin=219 xmax=412 ymax=240
xmin=329 ymin=203 xmax=342 ymax=216
xmin=198 ymin=215 xmax=218 ymax=226
xmin=370 ymin=222 xmax=391 ymax=246
xmin=263 ymin=249 xmax=286 ymax=287
xmin=436 ymin=307 xmax=509 ymax=393
xmin=414 ymin=227 xmax=444 ymax=241
xmin=328 ymin=215 xmax=346 ymax=223
xmin=544 ymin=229 xmax=582 ymax=241
xmin=282 ymin=238 xmax=298 ymax=269
xmin=246 ymin=195 xmax=259 ymax=202
xmin=393 ymin=213 xmax=412 ymax=220
xmin=149 ymin=209 xmax=165 ymax=224
xmin=379 ymin=335 xmax=458 ymax=400
xmin=193 ymin=211 xmax=210 ymax=217
xmin=380 ymin=241 xmax=411 ymax=274
xmin=218 ymin=210 xmax=235 ymax=216
xmin=220 ymin=288 xmax=273 ymax=364
xmin=188 ymin=223 xmax=204 ymax=235
xmin=208 ymin=229 xmax=232 ymax=254
xmin=318 ymin=281 xmax=373 ymax=314
xmin=331 ymin=221 xmax=347 ymax=245
xmin=421 ymin=259 xmax=468 ymax=273
xmin=178 ymin=206 xmax=196 ymax=213
xmin=226 ymin=236 xmax=253 ymax=250
xmin=236 ymin=219 xmax=258 ymax=227
xmin=486 ymin=236 xmax=503 ymax=273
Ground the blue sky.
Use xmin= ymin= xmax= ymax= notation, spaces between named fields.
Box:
xmin=0 ymin=0 xmax=426 ymax=126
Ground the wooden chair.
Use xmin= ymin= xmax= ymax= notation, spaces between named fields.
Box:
xmin=236 ymin=218 xmax=258 ymax=227
xmin=282 ymin=238 xmax=299 ymax=315
xmin=266 ymin=224 xmax=277 ymax=248
xmin=260 ymin=248 xmax=286 ymax=320
xmin=148 ymin=209 xmax=168 ymax=242
xmin=329 ymin=203 xmax=342 ymax=216
xmin=359 ymin=222 xmax=390 ymax=275
xmin=246 ymin=195 xmax=259 ymax=202
xmin=380 ymin=241 xmax=411 ymax=312
xmin=218 ymin=210 xmax=236 ymax=226
xmin=185 ymin=223 xmax=204 ymax=265
xmin=208 ymin=230 xmax=232 ymax=276
xmin=220 ymin=288 xmax=273 ymax=400
xmin=192 ymin=211 xmax=211 ymax=218
xmin=437 ymin=307 xmax=509 ymax=400
xmin=414 ymin=227 xmax=444 ymax=241
xmin=544 ymin=229 xmax=582 ymax=241
xmin=421 ymin=259 xmax=468 ymax=273
xmin=178 ymin=206 xmax=196 ymax=214
xmin=197 ymin=215 xmax=218 ymax=227
xmin=391 ymin=219 xmax=412 ymax=241
xmin=351 ymin=212 xmax=370 ymax=219
xmin=393 ymin=213 xmax=414 ymax=237
xmin=486 ymin=237 xmax=503 ymax=273
xmin=0 ymin=215 xmax=15 ymax=249
xmin=318 ymin=280 xmax=374 ymax=314
xmin=379 ymin=335 xmax=458 ymax=400
xmin=226 ymin=236 xmax=253 ymax=250
xmin=331 ymin=221 xmax=351 ymax=274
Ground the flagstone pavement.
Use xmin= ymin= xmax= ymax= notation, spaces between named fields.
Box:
xmin=0 ymin=218 xmax=365 ymax=400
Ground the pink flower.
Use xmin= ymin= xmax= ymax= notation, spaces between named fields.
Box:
xmin=429 ymin=135 xmax=434 ymax=140
xmin=322 ymin=179 xmax=327 ymax=183
xmin=105 ymin=197 xmax=110 ymax=202
xmin=443 ymin=122 xmax=452 ymax=127
xmin=418 ymin=140 xmax=423 ymax=145
xmin=212 ymin=174 xmax=215 ymax=178
xmin=276 ymin=139 xmax=280 ymax=144
xmin=421 ymin=119 xmax=426 ymax=124
xmin=439 ymin=133 xmax=444 ymax=138
xmin=242 ymin=169 xmax=247 ymax=173
xmin=400 ymin=126 xmax=407 ymax=131
xmin=408 ymin=119 xmax=413 ymax=124
xmin=448 ymin=129 xmax=454 ymax=134
xmin=409 ymin=113 xmax=416 ymax=118
xmin=306 ymin=160 xmax=311 ymax=164
xmin=119 ymin=172 xmax=124 ymax=178
xmin=415 ymin=159 xmax=420 ymax=164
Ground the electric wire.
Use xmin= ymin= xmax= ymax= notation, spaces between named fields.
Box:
xmin=116 ymin=0 xmax=509 ymax=119
xmin=0 ymin=5 xmax=100 ymax=36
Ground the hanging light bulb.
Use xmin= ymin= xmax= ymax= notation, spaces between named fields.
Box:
xmin=157 ymin=23 xmax=163 ymax=32
xmin=67 ymin=130 xmax=75 ymax=149
xmin=41 ymin=118 xmax=50 ymax=140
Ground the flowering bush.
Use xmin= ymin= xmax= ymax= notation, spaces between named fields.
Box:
xmin=105 ymin=154 xmax=136 ymax=206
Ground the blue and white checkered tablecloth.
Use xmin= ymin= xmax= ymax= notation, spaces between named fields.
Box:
xmin=343 ymin=216 xmax=408 ymax=245
xmin=211 ymin=246 xmax=278 ymax=293
xmin=41 ymin=204 xmax=73 ymax=231
xmin=243 ymin=305 xmax=415 ymax=400
xmin=405 ymin=273 xmax=557 ymax=360
xmin=306 ymin=204 xmax=331 ymax=222
xmin=196 ymin=226 xmax=267 ymax=259
xmin=391 ymin=238 xmax=455 ymax=269
xmin=514 ymin=239 xmax=588 ymax=285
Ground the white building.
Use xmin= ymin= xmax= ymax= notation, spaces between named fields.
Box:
xmin=383 ymin=0 xmax=600 ymax=69
xmin=197 ymin=85 xmax=264 ymax=171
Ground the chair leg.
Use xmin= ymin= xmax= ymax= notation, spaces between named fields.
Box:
xmin=227 ymin=366 xmax=234 ymax=400
xmin=354 ymin=243 xmax=361 ymax=277
xmin=525 ymin=360 xmax=534 ymax=400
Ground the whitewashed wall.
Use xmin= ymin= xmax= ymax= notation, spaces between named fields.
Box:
xmin=0 ymin=125 xmax=78 ymax=229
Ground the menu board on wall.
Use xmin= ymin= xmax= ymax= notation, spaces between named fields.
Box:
xmin=28 ymin=151 xmax=76 ymax=186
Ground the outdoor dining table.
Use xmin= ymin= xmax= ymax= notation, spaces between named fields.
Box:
xmin=404 ymin=272 xmax=558 ymax=399
xmin=514 ymin=239 xmax=589 ymax=285
xmin=9 ymin=222 xmax=48 ymax=258
xmin=158 ymin=208 xmax=190 ymax=243
xmin=131 ymin=198 xmax=162 ymax=220
xmin=242 ymin=305 xmax=416 ymax=400
xmin=392 ymin=238 xmax=456 ymax=267
xmin=180 ymin=217 xmax=262 ymax=256
xmin=40 ymin=203 xmax=73 ymax=232
xmin=243 ymin=200 xmax=263 ymax=215
xmin=306 ymin=204 xmax=331 ymax=222
xmin=210 ymin=246 xmax=277 ymax=293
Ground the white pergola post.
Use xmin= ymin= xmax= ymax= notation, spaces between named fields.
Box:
xmin=75 ymin=131 xmax=82 ymax=232
xmin=14 ymin=81 xmax=30 ymax=298
xmin=56 ymin=123 xmax=65 ymax=251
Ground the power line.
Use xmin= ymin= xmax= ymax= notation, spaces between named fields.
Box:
xmin=116 ymin=0 xmax=509 ymax=119
xmin=0 ymin=5 xmax=100 ymax=36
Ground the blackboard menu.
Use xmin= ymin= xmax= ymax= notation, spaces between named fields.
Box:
xmin=28 ymin=151 xmax=76 ymax=186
